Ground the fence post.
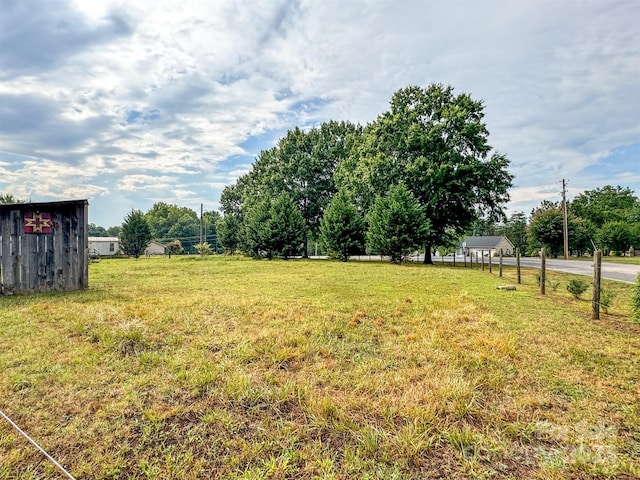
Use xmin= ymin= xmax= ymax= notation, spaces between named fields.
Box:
xmin=540 ymin=247 xmax=546 ymax=295
xmin=481 ymin=251 xmax=485 ymax=271
xmin=464 ymin=250 xmax=467 ymax=268
xmin=516 ymin=248 xmax=521 ymax=284
xmin=499 ymin=249 xmax=503 ymax=277
xmin=592 ymin=250 xmax=601 ymax=320
xmin=489 ymin=251 xmax=492 ymax=273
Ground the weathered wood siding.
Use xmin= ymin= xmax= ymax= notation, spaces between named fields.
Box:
xmin=0 ymin=200 xmax=88 ymax=294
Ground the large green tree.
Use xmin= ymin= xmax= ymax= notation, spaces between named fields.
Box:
xmin=145 ymin=203 xmax=199 ymax=239
xmin=338 ymin=84 xmax=512 ymax=263
xmin=88 ymin=223 xmax=109 ymax=237
xmin=569 ymin=185 xmax=639 ymax=252
xmin=527 ymin=204 xmax=564 ymax=257
xmin=599 ymin=221 xmax=634 ymax=255
xmin=120 ymin=210 xmax=152 ymax=259
xmin=145 ymin=202 xmax=200 ymax=251
xmin=226 ymin=121 xmax=362 ymax=258
xmin=570 ymin=185 xmax=639 ymax=228
xmin=366 ymin=183 xmax=429 ymax=264
xmin=107 ymin=226 xmax=122 ymax=237
xmin=527 ymin=201 xmax=592 ymax=257
xmin=503 ymin=212 xmax=528 ymax=254
xmin=320 ymin=189 xmax=366 ymax=261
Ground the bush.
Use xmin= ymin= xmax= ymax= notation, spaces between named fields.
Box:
xmin=600 ymin=289 xmax=615 ymax=314
xmin=194 ymin=242 xmax=213 ymax=256
xmin=567 ymin=279 xmax=588 ymax=299
xmin=632 ymin=274 xmax=640 ymax=322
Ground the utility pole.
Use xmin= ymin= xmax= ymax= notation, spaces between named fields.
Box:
xmin=200 ymin=203 xmax=204 ymax=245
xmin=562 ymin=179 xmax=569 ymax=260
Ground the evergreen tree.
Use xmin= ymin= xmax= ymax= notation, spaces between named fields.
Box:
xmin=269 ymin=194 xmax=305 ymax=259
xmin=243 ymin=199 xmax=273 ymax=258
xmin=120 ymin=209 xmax=152 ymax=259
xmin=366 ymin=183 xmax=429 ymax=264
xmin=320 ymin=189 xmax=365 ymax=261
xmin=216 ymin=215 xmax=241 ymax=254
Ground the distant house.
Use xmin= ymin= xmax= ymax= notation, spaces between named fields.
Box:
xmin=460 ymin=236 xmax=514 ymax=257
xmin=145 ymin=241 xmax=166 ymax=256
xmin=88 ymin=237 xmax=120 ymax=256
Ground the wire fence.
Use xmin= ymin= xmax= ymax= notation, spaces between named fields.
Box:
xmin=0 ymin=408 xmax=76 ymax=479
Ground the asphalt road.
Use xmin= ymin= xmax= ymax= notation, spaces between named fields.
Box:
xmin=502 ymin=256 xmax=640 ymax=284
xmin=404 ymin=255 xmax=640 ymax=283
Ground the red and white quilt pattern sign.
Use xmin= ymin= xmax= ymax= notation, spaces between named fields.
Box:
xmin=24 ymin=212 xmax=53 ymax=234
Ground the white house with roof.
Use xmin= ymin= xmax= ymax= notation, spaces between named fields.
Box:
xmin=145 ymin=241 xmax=166 ymax=256
xmin=459 ymin=236 xmax=515 ymax=257
xmin=88 ymin=237 xmax=120 ymax=256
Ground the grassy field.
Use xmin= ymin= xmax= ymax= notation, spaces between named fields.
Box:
xmin=0 ymin=256 xmax=638 ymax=479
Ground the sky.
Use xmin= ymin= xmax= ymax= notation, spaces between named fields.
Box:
xmin=0 ymin=0 xmax=638 ymax=227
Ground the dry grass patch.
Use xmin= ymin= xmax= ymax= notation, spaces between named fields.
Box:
xmin=0 ymin=256 xmax=638 ymax=479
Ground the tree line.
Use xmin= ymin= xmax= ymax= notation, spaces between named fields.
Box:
xmin=215 ymin=83 xmax=513 ymax=263
xmin=74 ymin=182 xmax=640 ymax=260
xmin=481 ymin=185 xmax=640 ymax=257
xmin=91 ymin=203 xmax=221 ymax=257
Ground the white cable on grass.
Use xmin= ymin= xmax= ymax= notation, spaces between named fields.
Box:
xmin=0 ymin=408 xmax=76 ymax=480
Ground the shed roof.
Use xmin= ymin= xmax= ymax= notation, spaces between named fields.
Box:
xmin=0 ymin=199 xmax=88 ymax=212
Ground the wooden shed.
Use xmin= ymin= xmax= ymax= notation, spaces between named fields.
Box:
xmin=0 ymin=200 xmax=88 ymax=295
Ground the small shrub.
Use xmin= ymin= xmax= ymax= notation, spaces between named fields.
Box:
xmin=632 ymin=274 xmax=640 ymax=322
xmin=599 ymin=289 xmax=615 ymax=314
xmin=550 ymin=280 xmax=560 ymax=292
xmin=567 ymin=279 xmax=588 ymax=299
xmin=194 ymin=242 xmax=213 ymax=256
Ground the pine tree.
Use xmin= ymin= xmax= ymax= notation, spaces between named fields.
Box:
xmin=120 ymin=209 xmax=152 ymax=259
xmin=320 ymin=189 xmax=365 ymax=261
xmin=269 ymin=194 xmax=305 ymax=259
xmin=366 ymin=183 xmax=429 ymax=264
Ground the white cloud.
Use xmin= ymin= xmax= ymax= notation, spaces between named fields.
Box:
xmin=0 ymin=0 xmax=638 ymax=226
